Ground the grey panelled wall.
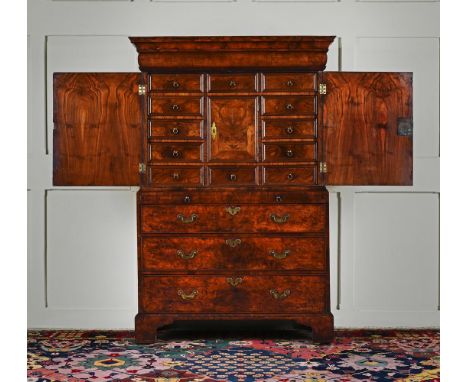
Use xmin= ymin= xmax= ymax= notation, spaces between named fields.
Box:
xmin=27 ymin=0 xmax=439 ymax=329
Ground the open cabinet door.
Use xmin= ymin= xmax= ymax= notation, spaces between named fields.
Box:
xmin=322 ymin=72 xmax=413 ymax=185
xmin=53 ymin=73 xmax=143 ymax=186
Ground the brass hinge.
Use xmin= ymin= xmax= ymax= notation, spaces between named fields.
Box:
xmin=138 ymin=163 xmax=146 ymax=174
xmin=319 ymin=83 xmax=327 ymax=95
xmin=319 ymin=162 xmax=328 ymax=174
xmin=138 ymin=84 xmax=146 ymax=96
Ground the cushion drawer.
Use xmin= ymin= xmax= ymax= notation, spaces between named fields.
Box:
xmin=261 ymin=73 xmax=316 ymax=92
xmin=148 ymin=143 xmax=203 ymax=163
xmin=261 ymin=96 xmax=315 ymax=116
xmin=262 ymin=143 xmax=316 ymax=162
xmin=141 ymin=236 xmax=327 ymax=272
xmin=139 ymin=189 xmax=328 ymax=205
xmin=141 ymin=275 xmax=327 ymax=314
xmin=149 ymin=96 xmax=203 ymax=117
xmin=149 ymin=74 xmax=203 ymax=93
xmin=140 ymin=204 xmax=327 ymax=233
xmin=148 ymin=120 xmax=203 ymax=140
xmin=208 ymin=74 xmax=257 ymax=92
xmin=148 ymin=167 xmax=204 ymax=187
xmin=263 ymin=166 xmax=316 ymax=185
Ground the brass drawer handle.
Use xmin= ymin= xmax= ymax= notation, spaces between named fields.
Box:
xmin=229 ymin=80 xmax=237 ymax=88
xmin=270 ymin=249 xmax=290 ymax=259
xmin=227 ymin=277 xmax=243 ymax=287
xmin=286 ymin=126 xmax=295 ymax=135
xmin=286 ymin=80 xmax=295 ymax=87
xmin=285 ymin=103 xmax=294 ymax=111
xmin=287 ymin=173 xmax=295 ymax=180
xmin=270 ymin=213 xmax=289 ymax=224
xmin=286 ymin=150 xmax=294 ymax=158
xmin=229 ymin=174 xmax=237 ymax=181
xmin=226 ymin=206 xmax=241 ymax=216
xmin=270 ymin=289 xmax=290 ymax=300
xmin=172 ymin=172 xmax=180 ymax=181
xmin=171 ymin=104 xmax=180 ymax=111
xmin=172 ymin=150 xmax=181 ymax=158
xmin=172 ymin=80 xmax=180 ymax=89
xmin=183 ymin=195 xmax=191 ymax=203
xmin=225 ymin=238 xmax=242 ymax=248
xmin=177 ymin=249 xmax=197 ymax=259
xmin=177 ymin=213 xmax=198 ymax=224
xmin=178 ymin=289 xmax=198 ymax=300
xmin=171 ymin=127 xmax=179 ymax=135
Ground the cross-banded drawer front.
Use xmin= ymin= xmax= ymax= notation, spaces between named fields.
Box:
xmin=150 ymin=74 xmax=203 ymax=93
xmin=148 ymin=143 xmax=203 ymax=163
xmin=148 ymin=120 xmax=203 ymax=140
xmin=263 ymin=143 xmax=316 ymax=162
xmin=140 ymin=204 xmax=327 ymax=233
xmin=262 ymin=96 xmax=315 ymax=116
xmin=263 ymin=166 xmax=317 ymax=185
xmin=141 ymin=275 xmax=327 ymax=314
xmin=262 ymin=119 xmax=316 ymax=140
xmin=208 ymin=74 xmax=257 ymax=92
xmin=261 ymin=73 xmax=316 ymax=92
xmin=141 ymin=236 xmax=327 ymax=272
xmin=148 ymin=167 xmax=204 ymax=187
xmin=150 ymin=96 xmax=203 ymax=117
xmin=208 ymin=166 xmax=258 ymax=186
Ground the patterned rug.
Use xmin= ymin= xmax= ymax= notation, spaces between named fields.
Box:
xmin=27 ymin=325 xmax=439 ymax=382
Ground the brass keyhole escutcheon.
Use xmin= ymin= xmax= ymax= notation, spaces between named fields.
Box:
xmin=171 ymin=104 xmax=180 ymax=111
xmin=227 ymin=277 xmax=243 ymax=287
xmin=225 ymin=238 xmax=242 ymax=248
xmin=226 ymin=206 xmax=241 ymax=216
xmin=211 ymin=122 xmax=217 ymax=140
xmin=172 ymin=80 xmax=180 ymax=88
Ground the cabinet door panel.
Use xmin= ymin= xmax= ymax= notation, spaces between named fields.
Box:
xmin=323 ymin=72 xmax=413 ymax=185
xmin=53 ymin=73 xmax=143 ymax=186
xmin=208 ymin=97 xmax=258 ymax=162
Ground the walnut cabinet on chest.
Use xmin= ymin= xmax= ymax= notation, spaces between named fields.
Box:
xmin=53 ymin=36 xmax=413 ymax=343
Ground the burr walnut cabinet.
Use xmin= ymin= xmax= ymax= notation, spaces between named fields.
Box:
xmin=52 ymin=36 xmax=413 ymax=343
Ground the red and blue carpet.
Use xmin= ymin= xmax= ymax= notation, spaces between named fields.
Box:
xmin=27 ymin=325 xmax=439 ymax=382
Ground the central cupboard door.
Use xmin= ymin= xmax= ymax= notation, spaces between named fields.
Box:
xmin=207 ymin=96 xmax=258 ymax=162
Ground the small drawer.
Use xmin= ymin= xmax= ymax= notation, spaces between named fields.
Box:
xmin=150 ymin=96 xmax=203 ymax=117
xmin=141 ymin=275 xmax=327 ymax=314
xmin=262 ymin=96 xmax=315 ymax=116
xmin=149 ymin=74 xmax=203 ymax=93
xmin=148 ymin=167 xmax=204 ymax=187
xmin=141 ymin=236 xmax=327 ymax=272
xmin=208 ymin=74 xmax=257 ymax=92
xmin=263 ymin=166 xmax=316 ymax=185
xmin=208 ymin=166 xmax=257 ymax=186
xmin=262 ymin=119 xmax=316 ymax=140
xmin=148 ymin=143 xmax=203 ymax=162
xmin=261 ymin=73 xmax=316 ymax=92
xmin=263 ymin=143 xmax=316 ymax=162
xmin=148 ymin=120 xmax=203 ymax=140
